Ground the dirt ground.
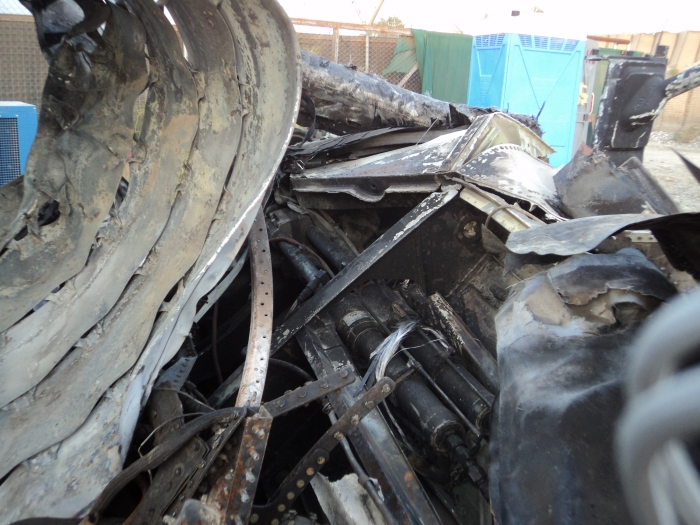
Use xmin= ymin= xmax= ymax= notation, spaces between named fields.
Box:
xmin=644 ymin=138 xmax=700 ymax=212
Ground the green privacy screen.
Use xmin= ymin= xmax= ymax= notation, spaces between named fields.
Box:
xmin=384 ymin=30 xmax=472 ymax=105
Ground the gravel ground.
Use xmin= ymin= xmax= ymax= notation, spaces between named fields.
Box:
xmin=644 ymin=132 xmax=700 ymax=212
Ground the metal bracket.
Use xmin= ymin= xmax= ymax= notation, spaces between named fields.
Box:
xmin=165 ymin=413 xmax=245 ymax=518
xmin=171 ymin=371 xmax=357 ymax=522
xmin=262 ymin=366 xmax=356 ymax=418
xmin=209 ymin=409 xmax=273 ymax=525
xmin=270 ymin=190 xmax=458 ymax=353
xmin=251 ymin=377 xmax=396 ymax=524
xmin=133 ymin=437 xmax=208 ymax=524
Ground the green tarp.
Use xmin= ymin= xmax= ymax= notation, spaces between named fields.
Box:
xmin=383 ymin=36 xmax=418 ymax=76
xmin=385 ymin=30 xmax=473 ymax=104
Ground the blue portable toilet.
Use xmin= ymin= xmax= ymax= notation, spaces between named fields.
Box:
xmin=0 ymin=102 xmax=38 ymax=186
xmin=468 ymin=33 xmax=585 ymax=167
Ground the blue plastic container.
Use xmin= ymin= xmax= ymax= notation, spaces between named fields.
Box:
xmin=468 ymin=34 xmax=585 ymax=167
xmin=0 ymin=102 xmax=38 ymax=186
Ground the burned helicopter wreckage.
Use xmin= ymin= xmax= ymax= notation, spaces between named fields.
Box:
xmin=2 ymin=1 xmax=700 ymax=524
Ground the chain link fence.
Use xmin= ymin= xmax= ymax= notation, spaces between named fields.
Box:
xmin=0 ymin=0 xmax=48 ymax=107
xmin=296 ymin=27 xmax=422 ymax=93
xmin=0 ymin=0 xmax=422 ymax=109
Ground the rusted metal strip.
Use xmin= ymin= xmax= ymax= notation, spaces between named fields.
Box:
xmin=165 ymin=412 xmax=244 ymax=519
xmin=131 ymin=437 xmax=207 ymax=524
xmin=209 ymin=411 xmax=273 ymax=525
xmin=262 ymin=367 xmax=356 ymax=418
xmin=251 ymin=377 xmax=396 ymax=524
xmin=236 ymin=207 xmax=274 ymax=408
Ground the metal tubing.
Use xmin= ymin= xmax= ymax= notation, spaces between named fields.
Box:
xmin=306 ymin=226 xmax=354 ymax=272
xmin=276 ymin=239 xmax=324 ymax=283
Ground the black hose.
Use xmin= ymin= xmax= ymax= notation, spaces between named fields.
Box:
xmin=269 ymin=358 xmax=314 ymax=383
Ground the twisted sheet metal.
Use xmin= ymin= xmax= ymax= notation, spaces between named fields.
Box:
xmin=0 ymin=0 xmax=300 ymax=518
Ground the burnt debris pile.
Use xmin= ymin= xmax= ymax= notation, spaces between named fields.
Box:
xmin=2 ymin=1 xmax=700 ymax=524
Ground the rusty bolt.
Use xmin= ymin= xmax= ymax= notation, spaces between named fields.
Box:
xmin=306 ymin=467 xmax=315 ymax=476
xmin=351 ymin=415 xmax=360 ymax=426
xmin=463 ymin=220 xmax=478 ymax=239
xmin=317 ymin=456 xmax=327 ymax=465
xmin=296 ymin=480 xmax=305 ymax=488
xmin=334 ymin=432 xmax=344 ymax=441
xmin=287 ymin=491 xmax=295 ymax=500
xmin=277 ymin=504 xmax=286 ymax=512
xmin=381 ymin=384 xmax=391 ymax=393
xmin=365 ymin=400 xmax=375 ymax=410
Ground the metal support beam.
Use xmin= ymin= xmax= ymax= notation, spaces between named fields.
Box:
xmin=291 ymin=17 xmax=411 ymax=36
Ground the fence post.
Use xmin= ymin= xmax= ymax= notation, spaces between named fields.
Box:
xmin=332 ymin=26 xmax=340 ymax=62
xmin=365 ymin=33 xmax=370 ymax=72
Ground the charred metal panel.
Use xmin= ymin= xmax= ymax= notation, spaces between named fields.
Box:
xmin=457 ymin=145 xmax=564 ymax=219
xmin=554 ymin=150 xmax=679 ymax=218
xmin=492 ymin=250 xmax=675 ymax=525
xmin=291 ymin=113 xmax=552 ymax=206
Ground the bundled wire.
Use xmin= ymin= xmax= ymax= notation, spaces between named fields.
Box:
xmin=355 ymin=320 xmax=419 ymax=395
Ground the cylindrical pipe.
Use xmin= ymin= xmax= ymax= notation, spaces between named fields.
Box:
xmin=306 ymin=226 xmax=354 ymax=272
xmin=330 ymin=292 xmax=489 ymax=497
xmin=276 ymin=240 xmax=322 ymax=283
xmin=404 ymin=332 xmax=491 ymax=431
xmin=362 ymin=282 xmax=492 ymax=431
xmin=331 ymin=294 xmax=461 ymax=450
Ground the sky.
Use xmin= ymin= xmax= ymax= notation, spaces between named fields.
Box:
xmin=277 ymin=0 xmax=700 ymax=37
xmin=2 ymin=0 xmax=698 ymax=36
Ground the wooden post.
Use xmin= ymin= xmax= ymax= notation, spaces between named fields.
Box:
xmin=365 ymin=33 xmax=370 ymax=72
xmin=332 ymin=26 xmax=340 ymax=63
xmin=397 ymin=63 xmax=419 ymax=88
